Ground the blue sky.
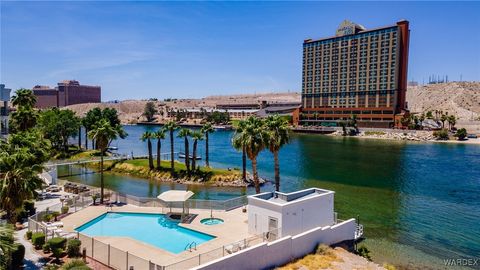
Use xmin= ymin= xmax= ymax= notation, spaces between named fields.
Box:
xmin=1 ymin=1 xmax=479 ymax=100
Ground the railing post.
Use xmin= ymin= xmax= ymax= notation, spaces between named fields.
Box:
xmin=126 ymin=251 xmax=129 ymax=270
xmin=222 ymin=245 xmax=225 ymax=256
xmin=91 ymin=237 xmax=94 ymax=257
xmin=198 ymin=254 xmax=201 ymax=265
xmin=108 ymin=244 xmax=110 ymax=266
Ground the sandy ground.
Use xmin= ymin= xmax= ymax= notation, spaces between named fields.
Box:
xmin=278 ymin=247 xmax=385 ymax=270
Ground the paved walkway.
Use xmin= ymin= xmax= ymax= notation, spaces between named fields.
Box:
xmin=17 ymin=196 xmax=62 ymax=269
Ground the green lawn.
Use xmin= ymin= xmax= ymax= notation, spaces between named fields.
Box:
xmin=123 ymin=159 xmax=238 ymax=176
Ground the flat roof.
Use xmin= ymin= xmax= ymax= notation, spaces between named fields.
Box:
xmin=304 ymin=21 xmax=405 ymax=44
xmin=250 ymin=188 xmax=334 ymax=206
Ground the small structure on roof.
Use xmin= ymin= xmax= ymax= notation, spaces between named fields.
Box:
xmin=248 ymin=188 xmax=336 ymax=239
xmin=157 ymin=190 xmax=194 ymax=221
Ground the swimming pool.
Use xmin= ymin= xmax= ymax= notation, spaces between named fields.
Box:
xmin=75 ymin=212 xmax=215 ymax=254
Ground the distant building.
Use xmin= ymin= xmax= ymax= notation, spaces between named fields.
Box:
xmin=0 ymin=84 xmax=11 ymax=135
xmin=296 ymin=20 xmax=410 ymax=128
xmin=33 ymin=80 xmax=101 ymax=108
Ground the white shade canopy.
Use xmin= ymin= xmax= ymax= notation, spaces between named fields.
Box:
xmin=157 ymin=190 xmax=194 ymax=202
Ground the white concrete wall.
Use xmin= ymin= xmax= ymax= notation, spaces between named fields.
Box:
xmin=248 ymin=199 xmax=283 ymax=236
xmin=194 ymin=219 xmax=356 ymax=270
xmin=282 ymin=192 xmax=334 ymax=236
xmin=248 ymin=191 xmax=335 ymax=238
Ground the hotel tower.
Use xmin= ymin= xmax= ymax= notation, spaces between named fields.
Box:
xmin=295 ymin=20 xmax=410 ymax=128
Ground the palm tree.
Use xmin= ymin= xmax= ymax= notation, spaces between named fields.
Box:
xmin=200 ymin=122 xmax=214 ymax=167
xmin=11 ymin=88 xmax=36 ymax=109
xmin=232 ymin=120 xmax=248 ymax=181
xmin=88 ymin=119 xmax=123 ymax=204
xmin=447 ymin=115 xmax=457 ymax=131
xmin=234 ymin=116 xmax=268 ymax=193
xmin=164 ymin=121 xmax=179 ymax=173
xmin=440 ymin=114 xmax=448 ymax=129
xmin=141 ymin=131 xmax=154 ymax=170
xmin=0 ymin=224 xmax=14 ymax=269
xmin=153 ymin=128 xmax=166 ymax=169
xmin=0 ymin=132 xmax=49 ymax=223
xmin=265 ymin=115 xmax=290 ymax=192
xmin=177 ymin=128 xmax=192 ymax=175
xmin=191 ymin=131 xmax=204 ymax=172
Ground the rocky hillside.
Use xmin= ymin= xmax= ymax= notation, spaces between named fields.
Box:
xmin=407 ymin=82 xmax=480 ymax=121
xmin=407 ymin=82 xmax=480 ymax=133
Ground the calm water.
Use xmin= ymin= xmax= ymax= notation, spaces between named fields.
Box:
xmin=76 ymin=212 xmax=214 ymax=254
xmin=63 ymin=125 xmax=480 ymax=269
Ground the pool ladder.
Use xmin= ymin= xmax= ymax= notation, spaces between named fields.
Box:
xmin=185 ymin=241 xmax=197 ymax=252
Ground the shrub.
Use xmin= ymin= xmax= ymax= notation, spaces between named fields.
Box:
xmin=357 ymin=245 xmax=372 ymax=261
xmin=454 ymin=128 xmax=467 ymax=140
xmin=43 ymin=243 xmax=51 ymax=253
xmin=52 ymin=247 xmax=64 ymax=261
xmin=31 ymin=232 xmax=45 ymax=249
xmin=383 ymin=263 xmax=397 ymax=270
xmin=26 ymin=230 xmax=33 ymax=240
xmin=60 ymin=259 xmax=92 ymax=270
xmin=433 ymin=129 xmax=449 ymax=140
xmin=315 ymin=244 xmax=332 ymax=256
xmin=66 ymin=239 xmax=82 ymax=257
xmin=61 ymin=206 xmax=69 ymax=214
xmin=23 ymin=200 xmax=36 ymax=216
xmin=48 ymin=237 xmax=67 ymax=250
xmin=11 ymin=243 xmax=25 ymax=267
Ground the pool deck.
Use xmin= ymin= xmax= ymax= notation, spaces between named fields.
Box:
xmin=61 ymin=204 xmax=251 ymax=266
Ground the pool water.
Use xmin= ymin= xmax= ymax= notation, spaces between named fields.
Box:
xmin=200 ymin=218 xmax=224 ymax=225
xmin=76 ymin=212 xmax=215 ymax=254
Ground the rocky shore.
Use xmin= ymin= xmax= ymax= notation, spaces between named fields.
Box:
xmin=329 ymin=129 xmax=480 ymax=144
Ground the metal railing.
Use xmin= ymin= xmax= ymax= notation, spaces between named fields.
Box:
xmin=27 ymin=183 xmax=251 ymax=269
xmin=163 ymin=227 xmax=280 ymax=270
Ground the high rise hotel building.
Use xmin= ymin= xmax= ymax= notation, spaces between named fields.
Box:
xmin=295 ymin=20 xmax=410 ymax=128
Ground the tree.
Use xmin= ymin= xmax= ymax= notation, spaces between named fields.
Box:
xmin=349 ymin=114 xmax=359 ymax=133
xmin=233 ymin=116 xmax=268 ymax=193
xmin=38 ymin=108 xmax=80 ymax=153
xmin=433 ymin=129 xmax=449 ymax=140
xmin=265 ymin=115 xmax=290 ymax=192
xmin=143 ymin=102 xmax=158 ymax=122
xmin=447 ymin=115 xmax=456 ymax=131
xmin=0 ymin=224 xmax=14 ymax=269
xmin=177 ymin=128 xmax=192 ymax=175
xmin=9 ymin=89 xmax=38 ymax=133
xmin=83 ymin=108 xmax=126 ymax=150
xmin=426 ymin=111 xmax=433 ymax=119
xmin=454 ymin=128 xmax=467 ymax=140
xmin=339 ymin=121 xmax=347 ymax=136
xmin=440 ymin=114 xmax=448 ymax=129
xmin=0 ymin=132 xmax=49 ymax=223
xmin=191 ymin=131 xmax=204 ymax=172
xmin=11 ymin=89 xmax=36 ymax=109
xmin=141 ymin=131 xmax=154 ymax=170
xmin=83 ymin=108 xmax=103 ymax=149
xmin=200 ymin=122 xmax=214 ymax=167
xmin=206 ymin=111 xmax=230 ymax=124
xmin=88 ymin=119 xmax=124 ymax=204
xmin=164 ymin=121 xmax=179 ymax=173
xmin=232 ymin=120 xmax=248 ymax=181
xmin=153 ymin=129 xmax=166 ymax=170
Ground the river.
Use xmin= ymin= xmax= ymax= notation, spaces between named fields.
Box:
xmin=62 ymin=124 xmax=480 ymax=269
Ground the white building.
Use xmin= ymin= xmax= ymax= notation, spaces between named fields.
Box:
xmin=0 ymin=84 xmax=11 ymax=136
xmin=248 ymin=188 xmax=337 ymax=239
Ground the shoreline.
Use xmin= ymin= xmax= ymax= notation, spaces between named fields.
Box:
xmin=79 ymin=158 xmax=266 ymax=188
xmin=327 ymin=130 xmax=480 ymax=145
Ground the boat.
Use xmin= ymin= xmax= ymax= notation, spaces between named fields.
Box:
xmin=108 ymin=146 xmax=118 ymax=151
xmin=178 ymin=152 xmax=202 ymax=160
